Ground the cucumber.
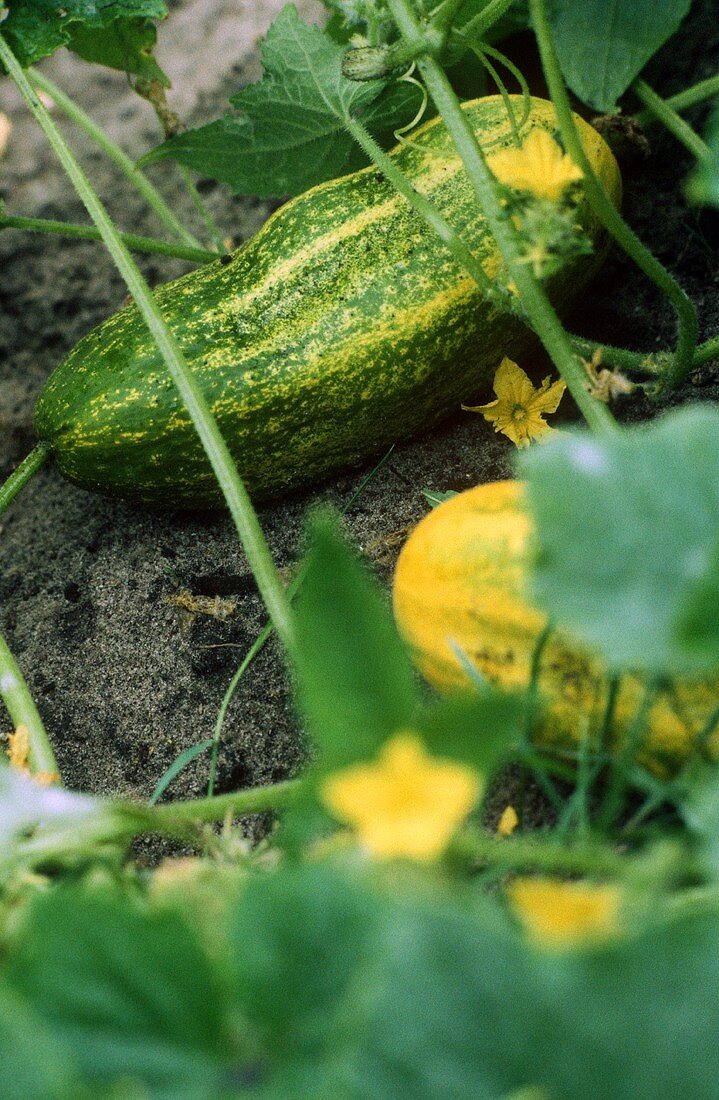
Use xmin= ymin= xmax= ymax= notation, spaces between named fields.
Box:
xmin=34 ymin=97 xmax=620 ymax=507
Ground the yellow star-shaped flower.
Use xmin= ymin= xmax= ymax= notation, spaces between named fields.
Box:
xmin=507 ymin=877 xmax=622 ymax=947
xmin=463 ymin=357 xmax=566 ymax=449
xmin=487 ymin=128 xmax=583 ymax=203
xmin=320 ymin=732 xmax=481 ymax=862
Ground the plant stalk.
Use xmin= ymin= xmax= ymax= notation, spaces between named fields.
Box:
xmin=452 ymin=0 xmax=517 ymax=44
xmin=0 ymin=212 xmax=217 ymax=264
xmin=451 ymin=824 xmax=626 ymax=877
xmin=1 ymin=35 xmax=296 ymax=656
xmin=528 ymin=0 xmax=699 ymax=391
xmin=345 ymin=115 xmax=503 ymax=303
xmin=635 ymin=73 xmax=719 ymax=128
xmin=0 ymin=632 xmax=59 ymax=777
xmin=633 ymin=79 xmax=712 ymax=161
xmin=0 ymin=443 xmax=51 ymax=519
xmin=136 ymin=778 xmax=301 ymax=835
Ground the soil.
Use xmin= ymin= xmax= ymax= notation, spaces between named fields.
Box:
xmin=0 ymin=0 xmax=718 ymax=848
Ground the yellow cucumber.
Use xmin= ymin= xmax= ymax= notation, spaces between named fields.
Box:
xmin=392 ymin=481 xmax=719 ymax=773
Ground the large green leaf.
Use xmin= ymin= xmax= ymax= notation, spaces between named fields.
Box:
xmin=230 ymin=865 xmax=381 ymax=1073
xmin=521 ymin=406 xmax=719 ymax=676
xmin=0 ymin=982 xmax=77 ymax=1099
xmin=141 ymin=4 xmax=421 ymax=197
xmin=549 ymin=0 xmax=693 ymax=111
xmin=226 ymin=859 xmax=719 ymax=1099
xmin=1 ymin=0 xmax=168 ymax=82
xmin=7 ymin=888 xmax=232 ymax=1097
xmin=357 ymin=899 xmax=719 ymax=1099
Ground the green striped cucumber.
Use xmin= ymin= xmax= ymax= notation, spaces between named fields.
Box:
xmin=34 ymin=96 xmax=620 ymax=507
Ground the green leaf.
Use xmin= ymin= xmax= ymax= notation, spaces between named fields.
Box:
xmin=418 ymin=693 xmax=522 ymax=775
xmin=228 ymin=862 xmax=719 ymax=1100
xmin=358 ymin=901 xmax=719 ymax=1099
xmin=141 ymin=4 xmax=422 ymax=197
xmin=1 ymin=0 xmax=168 ymax=82
xmin=7 ymin=888 xmax=232 ymax=1096
xmin=294 ymin=508 xmax=419 ymax=773
xmin=520 ymin=406 xmax=719 ymax=676
xmin=677 ymin=530 xmax=719 ymax=661
xmin=230 ymin=865 xmax=381 ymax=1070
xmin=549 ymin=0 xmax=692 ymax=112
xmin=686 ymin=105 xmax=719 ymax=207
xmin=0 ymin=981 xmax=77 ymax=1099
xmin=681 ymin=763 xmax=719 ymax=875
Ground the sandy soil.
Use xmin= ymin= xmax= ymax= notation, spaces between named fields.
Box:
xmin=0 ymin=0 xmax=718 ymax=843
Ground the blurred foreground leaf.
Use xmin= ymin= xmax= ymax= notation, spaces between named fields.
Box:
xmin=521 ymin=406 xmax=719 ymax=676
xmin=229 ymin=860 xmax=719 ymax=1099
xmin=7 ymin=888 xmax=232 ymax=1096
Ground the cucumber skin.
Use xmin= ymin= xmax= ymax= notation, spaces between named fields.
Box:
xmin=34 ymin=97 xmax=621 ymax=508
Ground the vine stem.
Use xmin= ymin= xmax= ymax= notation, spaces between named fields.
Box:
xmin=134 ymin=778 xmax=301 ymax=835
xmin=635 ymin=73 xmax=719 ymax=128
xmin=450 ymin=0 xmax=517 ymax=44
xmin=570 ymin=332 xmax=719 ymax=377
xmin=450 ymin=825 xmax=627 ymax=877
xmin=0 ymin=632 xmax=58 ymax=777
xmin=7 ymin=779 xmax=303 ymax=871
xmin=633 ymin=79 xmax=712 ymax=161
xmin=528 ymin=0 xmax=699 ymax=391
xmin=28 ymin=67 xmax=207 ymax=252
xmin=0 ymin=443 xmax=51 ymax=518
xmin=385 ymin=0 xmax=616 ymax=435
xmin=0 ymin=212 xmax=217 ymax=264
xmin=177 ymin=164 xmax=228 ymax=252
xmin=0 ymin=35 xmax=296 ymax=656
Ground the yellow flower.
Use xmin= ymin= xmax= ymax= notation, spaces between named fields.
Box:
xmin=508 ymin=877 xmax=622 ymax=947
xmin=487 ymin=128 xmax=583 ymax=202
xmin=463 ymin=357 xmax=566 ymax=448
xmin=320 ymin=731 xmax=481 ymax=862
xmin=497 ymin=804 xmax=519 ymax=837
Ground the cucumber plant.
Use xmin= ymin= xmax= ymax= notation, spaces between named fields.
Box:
xmin=1 ymin=2 xmax=719 ymax=1094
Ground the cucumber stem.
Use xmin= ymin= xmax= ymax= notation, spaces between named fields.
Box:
xmin=136 ymin=778 xmax=301 ymax=835
xmin=0 ymin=443 xmax=51 ymax=519
xmin=450 ymin=0 xmax=517 ymax=44
xmin=635 ymin=73 xmax=719 ymax=128
xmin=176 ymin=164 xmax=229 ymax=253
xmin=0 ymin=35 xmax=296 ymax=657
xmin=0 ymin=631 xmax=59 ymax=779
xmin=528 ymin=0 xmax=699 ymax=392
xmin=0 ymin=213 xmax=217 ymax=264
xmin=28 ymin=67 xmax=207 ymax=253
xmin=386 ymin=0 xmax=617 ymax=435
xmin=633 ymin=79 xmax=712 ymax=162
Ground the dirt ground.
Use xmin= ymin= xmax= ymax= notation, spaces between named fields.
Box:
xmin=1 ymin=0 xmax=718 ymax=838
